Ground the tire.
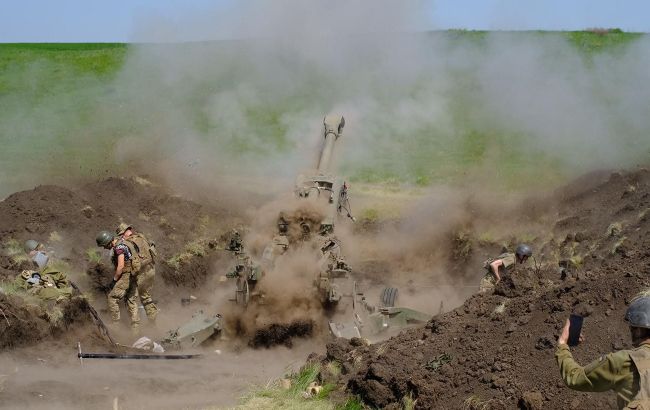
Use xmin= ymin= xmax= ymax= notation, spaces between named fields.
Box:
xmin=381 ymin=287 xmax=398 ymax=307
xmin=236 ymin=278 xmax=250 ymax=307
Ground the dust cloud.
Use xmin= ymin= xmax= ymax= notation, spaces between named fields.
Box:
xmin=2 ymin=2 xmax=650 ymax=198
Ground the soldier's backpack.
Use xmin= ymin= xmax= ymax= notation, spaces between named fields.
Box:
xmin=483 ymin=253 xmax=515 ymax=274
xmin=123 ymin=233 xmax=156 ymax=272
xmin=624 ymin=347 xmax=650 ymax=409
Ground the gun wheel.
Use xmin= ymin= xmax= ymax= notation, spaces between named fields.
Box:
xmin=381 ymin=287 xmax=398 ymax=307
xmin=236 ymin=278 xmax=250 ymax=306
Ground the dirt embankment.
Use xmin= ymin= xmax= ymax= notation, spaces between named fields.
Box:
xmin=0 ymin=176 xmax=244 ymax=348
xmin=317 ymin=168 xmax=650 ymax=409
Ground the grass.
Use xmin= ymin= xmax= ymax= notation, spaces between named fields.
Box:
xmin=0 ymin=280 xmax=23 ymax=296
xmin=166 ymin=239 xmax=209 ymax=269
xmin=226 ymin=363 xmax=337 ymax=410
xmin=85 ymin=248 xmax=103 ymax=264
xmin=0 ymin=31 xmax=647 ymax=198
xmin=462 ymin=395 xmax=498 ymax=410
xmin=402 ymin=393 xmax=416 ymax=410
xmin=606 ymin=222 xmax=623 ymax=237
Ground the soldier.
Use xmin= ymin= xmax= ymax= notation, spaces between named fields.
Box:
xmin=115 ymin=223 xmax=159 ymax=323
xmin=14 ymin=241 xmax=72 ymax=302
xmin=96 ymin=230 xmax=139 ymax=328
xmin=556 ymin=294 xmax=650 ymax=409
xmin=479 ymin=244 xmax=532 ymax=292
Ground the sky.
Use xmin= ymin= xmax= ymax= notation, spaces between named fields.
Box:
xmin=0 ymin=0 xmax=649 ymax=42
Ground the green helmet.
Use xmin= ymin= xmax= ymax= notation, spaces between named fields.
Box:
xmin=24 ymin=239 xmax=40 ymax=253
xmin=96 ymin=231 xmax=114 ymax=248
xmin=625 ymin=296 xmax=650 ymax=329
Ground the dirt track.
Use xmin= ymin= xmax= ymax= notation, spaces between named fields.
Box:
xmin=1 ymin=168 xmax=649 ymax=408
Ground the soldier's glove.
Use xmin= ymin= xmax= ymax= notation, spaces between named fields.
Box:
xmin=107 ymin=279 xmax=117 ymax=291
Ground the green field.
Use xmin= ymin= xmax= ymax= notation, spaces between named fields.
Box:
xmin=0 ymin=30 xmax=647 ymax=197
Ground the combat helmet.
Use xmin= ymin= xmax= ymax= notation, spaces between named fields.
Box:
xmin=515 ymin=244 xmax=533 ymax=258
xmin=115 ymin=223 xmax=132 ymax=236
xmin=625 ymin=295 xmax=650 ymax=329
xmin=24 ymin=239 xmax=40 ymax=253
xmin=96 ymin=231 xmax=115 ymax=248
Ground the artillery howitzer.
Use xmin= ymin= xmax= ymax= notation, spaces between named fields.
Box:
xmin=294 ymin=114 xmax=355 ymax=234
xmin=224 ymin=115 xmax=354 ymax=308
xmin=294 ymin=114 xmax=354 ymax=306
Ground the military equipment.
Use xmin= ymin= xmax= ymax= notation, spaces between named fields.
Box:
xmin=24 ymin=239 xmax=40 ymax=253
xmin=294 ymin=115 xmax=354 ymax=234
xmin=160 ymin=310 xmax=222 ymax=350
xmin=31 ymin=251 xmax=49 ymax=269
xmin=316 ymin=237 xmax=352 ymax=305
xmin=96 ymin=231 xmax=114 ymax=248
xmin=223 ymin=116 xmax=355 ymax=310
xmin=329 ymin=283 xmax=431 ymax=340
xmin=515 ymin=243 xmax=533 ymax=258
xmin=626 ymin=296 xmax=650 ymax=328
xmin=77 ymin=343 xmax=199 ymax=363
xmin=69 ymin=281 xmax=116 ymax=346
xmin=231 ymin=263 xmax=263 ymax=306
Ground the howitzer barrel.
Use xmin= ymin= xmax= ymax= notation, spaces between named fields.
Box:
xmin=317 ymin=115 xmax=345 ymax=173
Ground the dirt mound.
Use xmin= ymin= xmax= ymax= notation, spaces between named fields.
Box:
xmin=0 ymin=176 xmax=246 ymax=349
xmin=0 ymin=294 xmax=51 ymax=349
xmin=0 ymin=294 xmax=94 ymax=349
xmin=318 ymin=167 xmax=650 ymax=409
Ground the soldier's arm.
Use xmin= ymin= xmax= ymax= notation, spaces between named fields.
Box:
xmin=555 ymin=344 xmax=624 ymax=392
xmin=489 ymin=260 xmax=503 ymax=282
xmin=114 ymin=254 xmax=125 ymax=281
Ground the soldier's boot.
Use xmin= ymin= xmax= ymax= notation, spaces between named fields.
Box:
xmin=142 ymin=301 xmax=158 ymax=322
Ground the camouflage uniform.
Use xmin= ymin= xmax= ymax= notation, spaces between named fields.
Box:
xmin=479 ymin=252 xmax=516 ymax=292
xmin=121 ymin=233 xmax=159 ymax=322
xmin=133 ymin=264 xmax=158 ymax=321
xmin=14 ymin=266 xmax=72 ymax=302
xmin=108 ymin=242 xmax=139 ymax=326
xmin=556 ymin=342 xmax=650 ymax=409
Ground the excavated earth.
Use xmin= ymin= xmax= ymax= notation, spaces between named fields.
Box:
xmin=0 ymin=176 xmax=245 ymax=349
xmin=318 ymin=168 xmax=650 ymax=409
xmin=1 ymin=168 xmax=650 ymax=409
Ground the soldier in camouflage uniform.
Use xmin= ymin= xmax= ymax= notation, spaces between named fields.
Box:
xmin=14 ymin=241 xmax=72 ymax=302
xmin=96 ymin=231 xmax=139 ymax=328
xmin=556 ymin=295 xmax=650 ymax=409
xmin=479 ymin=244 xmax=532 ymax=293
xmin=115 ymin=223 xmax=158 ymax=323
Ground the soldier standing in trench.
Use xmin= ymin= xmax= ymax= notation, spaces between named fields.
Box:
xmin=115 ymin=223 xmax=159 ymax=324
xmin=96 ymin=230 xmax=139 ymax=329
xmin=556 ymin=294 xmax=650 ymax=409
xmin=479 ymin=244 xmax=533 ymax=292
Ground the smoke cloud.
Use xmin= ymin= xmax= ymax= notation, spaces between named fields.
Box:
xmin=1 ymin=1 xmax=649 ymax=199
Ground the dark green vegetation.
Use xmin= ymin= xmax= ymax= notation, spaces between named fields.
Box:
xmin=0 ymin=30 xmax=647 ymax=197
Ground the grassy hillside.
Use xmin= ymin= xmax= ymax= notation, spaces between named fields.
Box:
xmin=0 ymin=30 xmax=646 ymax=197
